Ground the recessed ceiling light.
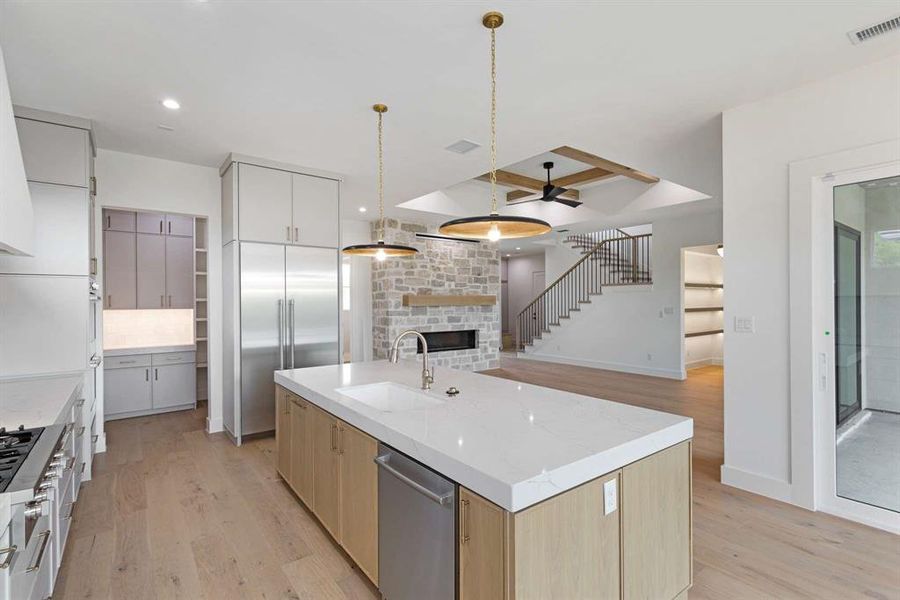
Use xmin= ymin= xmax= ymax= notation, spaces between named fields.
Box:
xmin=358 ymin=207 xmax=367 ymax=213
xmin=445 ymin=139 xmax=481 ymax=154
xmin=157 ymin=124 xmax=175 ymax=131
xmin=515 ymin=247 xmax=521 ymax=250
xmin=161 ymin=98 xmax=180 ymax=110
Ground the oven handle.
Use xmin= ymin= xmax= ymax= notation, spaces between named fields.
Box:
xmin=26 ymin=530 xmax=50 ymax=573
xmin=0 ymin=545 xmax=16 ymax=570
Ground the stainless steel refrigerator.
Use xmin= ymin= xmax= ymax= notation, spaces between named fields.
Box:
xmin=224 ymin=241 xmax=339 ymax=444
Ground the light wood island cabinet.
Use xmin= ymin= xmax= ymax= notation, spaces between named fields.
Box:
xmin=276 ymin=386 xmax=379 ymax=586
xmin=275 ymin=384 xmax=691 ymax=599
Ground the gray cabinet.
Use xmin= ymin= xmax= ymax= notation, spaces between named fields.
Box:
xmin=136 ymin=212 xmax=165 ymax=235
xmin=152 ymin=363 xmax=196 ymax=409
xmin=136 ymin=233 xmax=166 ymax=308
xmin=15 ymin=117 xmax=90 ymax=187
xmin=0 ymin=182 xmax=89 ymax=276
xmin=103 ymin=230 xmax=137 ymax=309
xmin=102 ymin=209 xmax=194 ymax=309
xmin=104 ymin=209 xmax=135 ymax=232
xmin=166 ymin=214 xmax=193 ymax=237
xmin=105 ymin=351 xmax=195 ymax=419
xmin=292 ymin=173 xmax=339 ymax=248
xmin=165 ymin=235 xmax=193 ymax=308
xmin=238 ymin=164 xmax=293 ymax=244
xmin=104 ymin=365 xmax=152 ymax=415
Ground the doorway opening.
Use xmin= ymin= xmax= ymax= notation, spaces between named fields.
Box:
xmin=681 ymin=245 xmax=724 ymax=378
xmin=833 ymin=175 xmax=900 ymax=514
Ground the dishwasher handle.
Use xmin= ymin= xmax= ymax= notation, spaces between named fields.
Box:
xmin=375 ymin=455 xmax=453 ymax=506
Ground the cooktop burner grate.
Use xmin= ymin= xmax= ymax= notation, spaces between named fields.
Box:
xmin=0 ymin=426 xmax=43 ymax=493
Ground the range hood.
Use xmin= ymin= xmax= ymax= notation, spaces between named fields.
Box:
xmin=0 ymin=45 xmax=33 ymax=256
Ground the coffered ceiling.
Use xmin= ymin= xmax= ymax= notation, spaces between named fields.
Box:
xmin=2 ymin=1 xmax=898 ymax=224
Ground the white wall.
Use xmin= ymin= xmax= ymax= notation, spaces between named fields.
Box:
xmin=683 ymin=250 xmax=724 ymax=368
xmin=95 ymin=149 xmax=223 ymax=431
xmin=341 ymin=218 xmax=373 ymax=362
xmin=722 ymin=56 xmax=900 ymax=502
xmin=525 ymin=210 xmax=722 ymax=379
xmin=506 ymin=253 xmax=545 ymax=335
xmin=0 ymin=44 xmax=32 ymax=256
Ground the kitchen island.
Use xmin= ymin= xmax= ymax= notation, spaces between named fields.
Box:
xmin=275 ymin=360 xmax=693 ymax=600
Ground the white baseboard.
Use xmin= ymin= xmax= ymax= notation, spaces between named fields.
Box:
xmin=206 ymin=416 xmax=223 ymax=434
xmin=686 ymin=357 xmax=724 ymax=369
xmin=515 ymin=351 xmax=684 ymax=380
xmin=720 ymin=464 xmax=793 ymax=503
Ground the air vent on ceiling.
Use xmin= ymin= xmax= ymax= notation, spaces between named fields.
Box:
xmin=848 ymin=14 xmax=900 ymax=44
xmin=445 ymin=139 xmax=481 ymax=154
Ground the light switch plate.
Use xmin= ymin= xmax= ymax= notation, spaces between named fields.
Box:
xmin=734 ymin=316 xmax=755 ymax=333
xmin=603 ymin=478 xmax=618 ymax=515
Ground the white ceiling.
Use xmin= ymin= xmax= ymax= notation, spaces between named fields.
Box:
xmin=2 ymin=1 xmax=898 ymax=223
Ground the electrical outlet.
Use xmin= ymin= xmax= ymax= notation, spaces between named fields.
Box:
xmin=664 ymin=306 xmax=675 ymax=315
xmin=603 ymin=478 xmax=618 ymax=515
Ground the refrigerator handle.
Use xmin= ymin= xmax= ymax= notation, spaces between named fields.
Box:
xmin=289 ymin=299 xmax=296 ymax=368
xmin=277 ymin=298 xmax=285 ymax=370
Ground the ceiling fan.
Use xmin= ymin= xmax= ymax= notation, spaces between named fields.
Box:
xmin=515 ymin=162 xmax=582 ymax=208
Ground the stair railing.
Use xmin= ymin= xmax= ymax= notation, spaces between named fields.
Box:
xmin=515 ymin=233 xmax=652 ymax=350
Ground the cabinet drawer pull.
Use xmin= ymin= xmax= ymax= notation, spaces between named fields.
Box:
xmin=64 ymin=501 xmax=75 ymax=520
xmin=461 ymin=498 xmax=470 ymax=543
xmin=330 ymin=424 xmax=337 ymax=452
xmin=90 ymin=257 xmax=97 ymax=275
xmin=168 ymin=221 xmax=172 ymax=234
xmin=76 ymin=426 xmax=86 ymax=437
xmin=25 ymin=530 xmax=50 ymax=573
xmin=76 ymin=398 xmax=86 ymax=407
xmin=294 ymin=227 xmax=299 ymax=242
xmin=119 ymin=360 xmax=136 ymax=364
xmin=154 ymin=368 xmax=158 ymax=381
xmin=160 ymin=294 xmax=164 ymax=307
xmin=145 ymin=368 xmax=149 ymax=381
xmin=286 ymin=226 xmax=291 ymax=241
xmin=91 ymin=434 xmax=99 ymax=443
xmin=106 ymin=215 xmax=110 ymax=229
xmin=0 ymin=545 xmax=16 ymax=570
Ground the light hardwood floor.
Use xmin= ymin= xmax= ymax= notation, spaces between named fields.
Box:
xmin=55 ymin=361 xmax=900 ymax=599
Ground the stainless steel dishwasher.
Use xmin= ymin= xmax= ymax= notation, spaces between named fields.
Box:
xmin=376 ymin=443 xmax=457 ymax=600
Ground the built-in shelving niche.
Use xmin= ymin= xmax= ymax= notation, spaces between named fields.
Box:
xmin=194 ymin=218 xmax=209 ymax=403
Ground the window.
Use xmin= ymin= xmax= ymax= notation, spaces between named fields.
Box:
xmin=342 ymin=261 xmax=351 ymax=311
xmin=873 ymin=229 xmax=900 ymax=268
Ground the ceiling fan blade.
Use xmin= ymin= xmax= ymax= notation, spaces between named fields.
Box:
xmin=553 ymin=197 xmax=583 ymax=208
xmin=542 ymin=185 xmax=568 ymax=201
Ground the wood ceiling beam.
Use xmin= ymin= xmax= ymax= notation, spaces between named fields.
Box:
xmin=551 ymin=167 xmax=617 ymax=188
xmin=550 ymin=146 xmax=660 ymax=184
xmin=477 ymin=170 xmax=580 ymax=200
xmin=506 ymin=189 xmax=536 ymax=202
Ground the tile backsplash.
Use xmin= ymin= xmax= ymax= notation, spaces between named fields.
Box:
xmin=103 ymin=309 xmax=194 ymax=349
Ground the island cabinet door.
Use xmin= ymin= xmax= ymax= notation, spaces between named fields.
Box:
xmin=338 ymin=422 xmax=379 ymax=586
xmin=289 ymin=395 xmax=314 ymax=505
xmin=312 ymin=405 xmax=342 ymax=541
xmin=275 ymin=387 xmax=292 ymax=481
xmin=622 ymin=441 xmax=692 ymax=600
xmin=511 ymin=471 xmax=622 ymax=600
xmin=459 ymin=487 xmax=509 ymax=600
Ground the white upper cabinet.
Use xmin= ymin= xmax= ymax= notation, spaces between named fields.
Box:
xmin=166 ymin=213 xmax=193 ymax=237
xmin=292 ymin=173 xmax=339 ymax=248
xmin=15 ymin=117 xmax=90 ymax=188
xmin=165 ymin=235 xmax=194 ymax=308
xmin=238 ymin=163 xmax=293 ymax=244
xmin=0 ymin=46 xmax=33 ymax=256
xmin=0 ymin=182 xmax=89 ymax=276
xmin=104 ymin=209 xmax=135 ymax=232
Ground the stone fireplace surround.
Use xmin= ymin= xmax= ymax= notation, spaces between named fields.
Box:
xmin=372 ymin=219 xmax=500 ymax=371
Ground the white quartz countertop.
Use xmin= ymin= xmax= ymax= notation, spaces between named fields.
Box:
xmin=275 ymin=360 xmax=692 ymax=512
xmin=0 ymin=373 xmax=83 ymax=430
xmin=104 ymin=344 xmax=196 ymax=356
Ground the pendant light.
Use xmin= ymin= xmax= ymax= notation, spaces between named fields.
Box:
xmin=439 ymin=12 xmax=551 ymax=241
xmin=342 ymin=104 xmax=419 ymax=260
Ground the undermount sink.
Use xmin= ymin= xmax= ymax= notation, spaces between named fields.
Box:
xmin=336 ymin=382 xmax=443 ymax=412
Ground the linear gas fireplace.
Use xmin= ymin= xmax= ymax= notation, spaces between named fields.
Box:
xmin=417 ymin=330 xmax=479 ymax=354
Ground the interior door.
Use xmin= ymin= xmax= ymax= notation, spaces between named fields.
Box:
xmin=165 ymin=235 xmax=194 ymax=308
xmin=239 ymin=242 xmax=286 ymax=436
xmin=286 ymin=246 xmax=340 ymax=369
xmin=239 ymin=164 xmax=293 ymax=244
xmin=834 ymin=223 xmax=862 ymax=427
xmin=136 ymin=233 xmax=166 ymax=308
xmin=291 ymin=173 xmax=340 ymax=247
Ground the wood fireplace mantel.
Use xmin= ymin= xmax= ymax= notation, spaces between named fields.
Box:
xmin=401 ymin=294 xmax=497 ymax=307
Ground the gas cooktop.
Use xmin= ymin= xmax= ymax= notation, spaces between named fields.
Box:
xmin=0 ymin=426 xmax=43 ymax=493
